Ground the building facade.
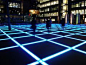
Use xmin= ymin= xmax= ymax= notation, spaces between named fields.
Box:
xmin=71 ymin=0 xmax=86 ymax=24
xmin=37 ymin=0 xmax=70 ymax=23
xmin=37 ymin=0 xmax=86 ymax=24
xmin=0 ymin=0 xmax=24 ymax=25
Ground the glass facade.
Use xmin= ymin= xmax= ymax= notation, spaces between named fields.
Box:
xmin=0 ymin=0 xmax=23 ymax=25
xmin=71 ymin=0 xmax=85 ymax=24
xmin=38 ymin=0 xmax=59 ymax=23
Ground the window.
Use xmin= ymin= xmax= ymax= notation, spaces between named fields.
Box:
xmin=45 ymin=8 xmax=49 ymax=12
xmin=81 ymin=1 xmax=84 ymax=7
xmin=0 ymin=5 xmax=4 ymax=8
xmin=85 ymin=1 xmax=86 ymax=6
xmin=9 ymin=2 xmax=20 ymax=8
xmin=63 ymin=0 xmax=68 ymax=4
xmin=85 ymin=9 xmax=86 ymax=14
xmin=51 ymin=19 xmax=55 ymax=21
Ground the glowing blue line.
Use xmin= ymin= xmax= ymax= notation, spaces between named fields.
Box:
xmin=8 ymin=32 xmax=24 ymax=35
xmin=23 ymin=40 xmax=46 ymax=46
xmin=48 ymin=37 xmax=63 ymax=41
xmin=48 ymin=34 xmax=74 ymax=41
xmin=28 ymin=61 xmax=39 ymax=65
xmin=11 ymin=25 xmax=86 ymax=64
xmin=0 ymin=36 xmax=32 ymax=41
xmin=14 ymin=29 xmax=33 ymax=36
xmin=15 ymin=29 xmax=46 ymax=40
xmin=0 ymin=45 xmax=18 ymax=51
xmin=65 ymin=36 xmax=85 ymax=42
xmin=0 ymin=38 xmax=9 ymax=41
xmin=0 ymin=34 xmax=5 ymax=36
xmin=73 ymin=49 xmax=86 ymax=54
xmin=72 ymin=41 xmax=86 ymax=49
xmin=43 ymin=48 xmax=71 ymax=61
xmin=14 ymin=27 xmax=86 ymax=49
xmin=13 ymin=36 xmax=31 ymax=39
xmin=0 ymin=40 xmax=46 ymax=51
xmin=0 ymin=29 xmax=48 ymax=65
xmin=28 ymin=48 xmax=72 ymax=65
xmin=49 ymin=41 xmax=71 ymax=48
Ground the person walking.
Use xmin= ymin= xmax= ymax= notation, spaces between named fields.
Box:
xmin=61 ymin=18 xmax=65 ymax=30
xmin=31 ymin=18 xmax=36 ymax=33
xmin=46 ymin=19 xmax=50 ymax=31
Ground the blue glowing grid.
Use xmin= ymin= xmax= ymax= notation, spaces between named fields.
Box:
xmin=0 ymin=24 xmax=86 ymax=65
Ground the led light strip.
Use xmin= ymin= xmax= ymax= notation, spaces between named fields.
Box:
xmin=28 ymin=40 xmax=86 ymax=65
xmin=60 ymin=31 xmax=86 ymax=38
xmin=0 ymin=29 xmax=48 ymax=65
xmin=0 ymin=35 xmax=31 ymax=41
xmin=14 ymin=27 xmax=86 ymax=65
xmin=15 ymin=28 xmax=76 ymax=42
xmin=14 ymin=28 xmax=86 ymax=50
xmin=1 ymin=25 xmax=86 ymax=65
xmin=28 ymin=48 xmax=72 ymax=65
xmin=0 ymin=40 xmax=46 ymax=51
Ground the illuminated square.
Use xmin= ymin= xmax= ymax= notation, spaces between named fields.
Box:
xmin=37 ymin=29 xmax=45 ymax=30
xmin=9 ymin=33 xmax=29 ymax=37
xmin=46 ymin=50 xmax=86 ymax=65
xmin=15 ymin=36 xmax=42 ymax=44
xmin=38 ymin=34 xmax=60 ymax=39
xmin=52 ymin=37 xmax=82 ymax=46
xmin=30 ymin=32 xmax=43 ymax=34
xmin=0 ymin=32 xmax=3 ymax=34
xmin=23 ymin=30 xmax=33 ymax=32
xmin=54 ymin=32 xmax=70 ymax=36
xmin=0 ymin=35 xmax=8 ymax=39
xmin=77 ymin=44 xmax=86 ymax=51
xmin=25 ymin=41 xmax=67 ymax=59
xmin=44 ymin=30 xmax=57 ymax=32
xmin=69 ymin=35 xmax=86 ymax=40
xmin=65 ymin=31 xmax=80 ymax=33
xmin=0 ymin=39 xmax=16 ymax=48
xmin=80 ymin=33 xmax=86 ymax=35
xmin=5 ymin=31 xmax=20 ymax=34
xmin=0 ymin=48 xmax=36 ymax=65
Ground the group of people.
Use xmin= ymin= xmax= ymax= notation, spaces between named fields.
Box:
xmin=31 ymin=17 xmax=65 ymax=33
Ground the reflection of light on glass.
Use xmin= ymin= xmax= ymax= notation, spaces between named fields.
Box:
xmin=63 ymin=0 xmax=68 ymax=4
xmin=83 ymin=15 xmax=84 ymax=20
xmin=76 ymin=14 xmax=78 ymax=24
xmin=65 ymin=14 xmax=67 ymax=23
xmin=63 ymin=6 xmax=67 ymax=10
xmin=51 ymin=19 xmax=55 ymax=21
xmin=0 ymin=9 xmax=1 ymax=11
xmin=70 ymin=14 xmax=73 ymax=24
xmin=85 ymin=18 xmax=86 ymax=22
xmin=9 ymin=2 xmax=20 ymax=8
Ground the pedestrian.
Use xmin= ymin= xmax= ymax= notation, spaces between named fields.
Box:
xmin=46 ymin=19 xmax=50 ymax=31
xmin=61 ymin=18 xmax=65 ymax=30
xmin=31 ymin=18 xmax=36 ymax=33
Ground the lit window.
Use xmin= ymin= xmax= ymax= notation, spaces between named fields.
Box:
xmin=85 ymin=1 xmax=86 ymax=6
xmin=81 ymin=1 xmax=84 ymax=7
xmin=51 ymin=19 xmax=55 ymax=21
xmin=47 ymin=3 xmax=50 ymax=6
xmin=76 ymin=4 xmax=79 ymax=7
xmin=76 ymin=10 xmax=79 ymax=14
xmin=9 ymin=2 xmax=20 ymax=8
xmin=85 ymin=9 xmax=86 ymax=14
xmin=63 ymin=0 xmax=68 ymax=4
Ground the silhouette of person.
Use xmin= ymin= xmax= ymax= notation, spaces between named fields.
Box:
xmin=61 ymin=18 xmax=65 ymax=30
xmin=46 ymin=19 xmax=50 ymax=30
xmin=31 ymin=18 xmax=36 ymax=33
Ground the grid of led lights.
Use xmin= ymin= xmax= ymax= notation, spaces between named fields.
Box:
xmin=0 ymin=24 xmax=86 ymax=65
